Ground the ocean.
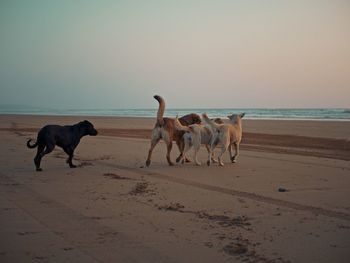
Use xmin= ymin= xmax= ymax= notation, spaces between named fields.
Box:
xmin=1 ymin=105 xmax=349 ymax=121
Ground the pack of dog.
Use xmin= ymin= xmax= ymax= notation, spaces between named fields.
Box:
xmin=26 ymin=95 xmax=244 ymax=170
xmin=146 ymin=95 xmax=244 ymax=167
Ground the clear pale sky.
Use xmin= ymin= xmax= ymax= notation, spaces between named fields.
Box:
xmin=1 ymin=0 xmax=349 ymax=109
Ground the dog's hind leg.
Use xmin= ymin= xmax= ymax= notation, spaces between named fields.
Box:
xmin=217 ymin=136 xmax=230 ymax=166
xmin=206 ymin=135 xmax=219 ymax=166
xmin=206 ymin=142 xmax=215 ymax=166
xmin=205 ymin=145 xmax=218 ymax=163
xmin=176 ymin=139 xmax=191 ymax=163
xmin=166 ymin=141 xmax=174 ymax=166
xmin=217 ymin=145 xmax=228 ymax=166
xmin=35 ymin=143 xmax=55 ymax=171
xmin=34 ymin=144 xmax=45 ymax=171
xmin=231 ymin=143 xmax=239 ymax=163
xmin=228 ymin=144 xmax=234 ymax=162
xmin=192 ymin=134 xmax=201 ymax=166
xmin=146 ymin=138 xmax=160 ymax=167
xmin=181 ymin=138 xmax=191 ymax=164
xmin=175 ymin=139 xmax=184 ymax=163
xmin=193 ymin=148 xmax=201 ymax=166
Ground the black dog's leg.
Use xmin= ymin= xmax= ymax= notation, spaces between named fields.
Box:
xmin=34 ymin=144 xmax=45 ymax=171
xmin=35 ymin=144 xmax=55 ymax=171
xmin=64 ymin=147 xmax=76 ymax=168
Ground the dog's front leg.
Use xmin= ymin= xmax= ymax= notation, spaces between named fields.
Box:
xmin=64 ymin=147 xmax=77 ymax=168
xmin=68 ymin=155 xmax=77 ymax=168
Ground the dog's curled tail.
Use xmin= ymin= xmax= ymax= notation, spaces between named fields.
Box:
xmin=27 ymin=139 xmax=38 ymax=149
xmin=202 ymin=113 xmax=220 ymax=131
xmin=174 ymin=115 xmax=191 ymax=132
xmin=154 ymin=95 xmax=165 ymax=126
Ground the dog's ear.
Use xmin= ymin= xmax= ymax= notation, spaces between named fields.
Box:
xmin=227 ymin=114 xmax=234 ymax=120
xmin=83 ymin=120 xmax=94 ymax=126
xmin=239 ymin=113 xmax=245 ymax=119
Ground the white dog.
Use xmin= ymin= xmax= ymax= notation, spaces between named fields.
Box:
xmin=174 ymin=115 xmax=222 ymax=165
xmin=202 ymin=113 xmax=245 ymax=166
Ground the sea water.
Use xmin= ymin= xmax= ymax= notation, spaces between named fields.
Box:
xmin=0 ymin=105 xmax=349 ymax=121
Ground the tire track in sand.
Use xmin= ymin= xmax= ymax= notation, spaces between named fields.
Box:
xmin=97 ymin=161 xmax=350 ymax=221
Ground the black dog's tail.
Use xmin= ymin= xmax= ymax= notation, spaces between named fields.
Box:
xmin=27 ymin=139 xmax=38 ymax=149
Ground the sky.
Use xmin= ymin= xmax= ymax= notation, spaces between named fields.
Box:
xmin=0 ymin=0 xmax=349 ymax=109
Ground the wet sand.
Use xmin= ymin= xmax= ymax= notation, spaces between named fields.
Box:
xmin=0 ymin=114 xmax=349 ymax=262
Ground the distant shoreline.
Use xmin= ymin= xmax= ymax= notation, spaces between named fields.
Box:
xmin=1 ymin=114 xmax=349 ymax=122
xmin=0 ymin=107 xmax=349 ymax=121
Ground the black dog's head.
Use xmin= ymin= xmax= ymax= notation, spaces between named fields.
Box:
xmin=79 ymin=120 xmax=98 ymax=136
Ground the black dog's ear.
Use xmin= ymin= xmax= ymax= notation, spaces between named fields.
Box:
xmin=82 ymin=120 xmax=91 ymax=125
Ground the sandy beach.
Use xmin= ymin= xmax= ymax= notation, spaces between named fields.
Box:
xmin=0 ymin=114 xmax=349 ymax=263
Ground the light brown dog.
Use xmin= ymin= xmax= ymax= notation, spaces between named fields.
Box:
xmin=203 ymin=113 xmax=245 ymax=166
xmin=145 ymin=95 xmax=201 ymax=167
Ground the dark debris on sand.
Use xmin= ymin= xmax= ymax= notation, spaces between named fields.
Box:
xmin=103 ymin=173 xmax=131 ymax=180
xmin=129 ymin=182 xmax=156 ymax=196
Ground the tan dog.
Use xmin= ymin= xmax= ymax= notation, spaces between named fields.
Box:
xmin=145 ymin=95 xmax=201 ymax=167
xmin=203 ymin=113 xmax=245 ymax=166
xmin=174 ymin=116 xmax=222 ymax=165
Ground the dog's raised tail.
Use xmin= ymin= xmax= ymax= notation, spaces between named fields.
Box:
xmin=154 ymin=95 xmax=165 ymax=126
xmin=202 ymin=113 xmax=220 ymax=131
xmin=27 ymin=139 xmax=38 ymax=149
xmin=174 ymin=115 xmax=191 ymax=132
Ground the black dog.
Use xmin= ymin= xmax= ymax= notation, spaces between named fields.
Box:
xmin=27 ymin=120 xmax=98 ymax=171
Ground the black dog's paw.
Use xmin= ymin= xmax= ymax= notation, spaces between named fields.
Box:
xmin=36 ymin=168 xmax=43 ymax=172
xmin=69 ymin=164 xmax=77 ymax=168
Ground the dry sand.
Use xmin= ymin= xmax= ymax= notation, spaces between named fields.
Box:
xmin=0 ymin=114 xmax=349 ymax=263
